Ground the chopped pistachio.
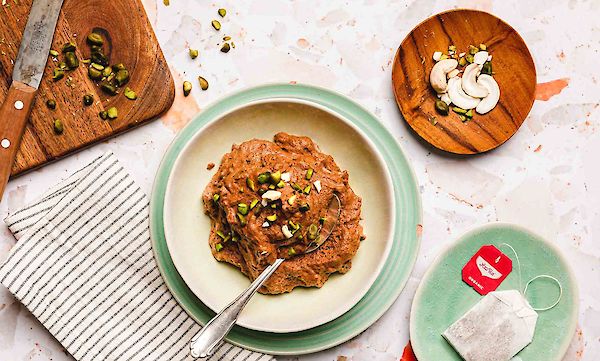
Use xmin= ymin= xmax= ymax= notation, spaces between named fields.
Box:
xmin=99 ymin=111 xmax=108 ymax=120
xmin=107 ymin=106 xmax=118 ymax=119
xmin=87 ymin=32 xmax=104 ymax=46
xmin=223 ymin=36 xmax=231 ymax=41
xmin=458 ymin=57 xmax=467 ymax=67
xmin=288 ymin=247 xmax=296 ymax=256
xmin=305 ymin=168 xmax=313 ymax=180
xmin=215 ymin=243 xmax=223 ymax=252
xmin=237 ymin=203 xmax=249 ymax=215
xmin=88 ymin=67 xmax=102 ymax=80
xmin=216 ymin=230 xmax=227 ymax=239
xmin=266 ymin=214 xmax=277 ymax=222
xmin=115 ymin=69 xmax=130 ymax=86
xmin=307 ymin=224 xmax=319 ymax=240
xmin=189 ymin=49 xmax=199 ymax=59
xmin=276 ymin=180 xmax=285 ymax=188
xmin=113 ymin=63 xmax=126 ymax=71
xmin=218 ymin=8 xmax=226 ymax=17
xmin=479 ymin=43 xmax=487 ymax=51
xmin=291 ymin=182 xmax=303 ymax=192
xmin=465 ymin=109 xmax=474 ymax=118
xmin=237 ymin=213 xmax=247 ymax=226
xmin=303 ymin=185 xmax=311 ymax=195
xmin=481 ymin=61 xmax=493 ymax=76
xmin=81 ymin=59 xmax=91 ymax=64
xmin=91 ymin=63 xmax=105 ymax=70
xmin=435 ymin=100 xmax=449 ymax=115
xmin=299 ymin=203 xmax=310 ymax=212
xmin=91 ymin=51 xmax=109 ymax=66
xmin=448 ymin=45 xmax=457 ymax=52
xmin=287 ymin=195 xmax=297 ymax=205
xmin=101 ymin=82 xmax=118 ymax=95
xmin=319 ymin=217 xmax=326 ymax=224
xmin=268 ymin=184 xmax=276 ymax=190
xmin=212 ymin=20 xmax=221 ymax=31
xmin=221 ymin=43 xmax=230 ymax=53
xmin=83 ymin=94 xmax=94 ymax=106
xmin=183 ymin=81 xmax=192 ymax=96
xmin=213 ymin=194 xmax=220 ymax=202
xmin=49 ymin=49 xmax=59 ymax=57
xmin=102 ymin=66 xmax=113 ymax=77
xmin=58 ymin=61 xmax=67 ymax=70
xmin=453 ymin=107 xmax=467 ymax=114
xmin=246 ymin=177 xmax=256 ymax=191
xmin=257 ymin=172 xmax=271 ymax=184
xmin=439 ymin=54 xmax=449 ymax=60
xmin=198 ymin=76 xmax=209 ymax=90
xmin=46 ymin=99 xmax=56 ymax=110
xmin=61 ymin=41 xmax=76 ymax=53
xmin=52 ymin=68 xmax=64 ymax=81
xmin=460 ymin=115 xmax=468 ymax=122
xmin=469 ymin=45 xmax=479 ymax=54
xmin=465 ymin=54 xmax=474 ymax=63
xmin=270 ymin=171 xmax=281 ymax=184
xmin=124 ymin=87 xmax=137 ymax=100
xmin=250 ymin=199 xmax=259 ymax=209
xmin=53 ymin=119 xmax=64 ymax=134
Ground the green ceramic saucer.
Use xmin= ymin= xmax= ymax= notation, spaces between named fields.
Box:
xmin=150 ymin=83 xmax=422 ymax=355
xmin=410 ymin=223 xmax=578 ymax=361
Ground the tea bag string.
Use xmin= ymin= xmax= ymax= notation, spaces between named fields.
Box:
xmin=499 ymin=243 xmax=563 ymax=312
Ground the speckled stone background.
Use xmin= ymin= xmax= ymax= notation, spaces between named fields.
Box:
xmin=1 ymin=0 xmax=598 ymax=360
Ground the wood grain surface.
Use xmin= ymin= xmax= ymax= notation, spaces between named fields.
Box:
xmin=392 ymin=9 xmax=536 ymax=154
xmin=0 ymin=0 xmax=174 ymax=176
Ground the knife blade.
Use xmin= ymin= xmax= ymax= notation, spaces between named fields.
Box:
xmin=0 ymin=0 xmax=64 ymax=201
xmin=13 ymin=0 xmax=65 ymax=89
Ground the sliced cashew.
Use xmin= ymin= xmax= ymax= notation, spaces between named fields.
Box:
xmin=439 ymin=93 xmax=452 ymax=105
xmin=447 ymin=69 xmax=460 ymax=79
xmin=429 ymin=59 xmax=458 ymax=93
xmin=448 ymin=77 xmax=481 ymax=110
xmin=433 ymin=51 xmax=442 ymax=61
xmin=475 ymin=74 xmax=500 ymax=114
xmin=473 ymin=51 xmax=489 ymax=65
xmin=461 ymin=63 xmax=489 ymax=98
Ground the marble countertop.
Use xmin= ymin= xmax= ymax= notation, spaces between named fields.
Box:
xmin=1 ymin=0 xmax=598 ymax=360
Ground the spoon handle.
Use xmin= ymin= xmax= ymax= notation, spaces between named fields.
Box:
xmin=190 ymin=258 xmax=285 ymax=358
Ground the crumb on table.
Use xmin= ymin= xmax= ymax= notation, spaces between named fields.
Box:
xmin=206 ymin=162 xmax=215 ymax=170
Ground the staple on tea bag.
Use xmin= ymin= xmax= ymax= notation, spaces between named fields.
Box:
xmin=442 ymin=244 xmax=563 ymax=361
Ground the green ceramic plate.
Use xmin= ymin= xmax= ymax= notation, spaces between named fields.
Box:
xmin=410 ymin=223 xmax=579 ymax=361
xmin=150 ymin=83 xmax=422 ymax=355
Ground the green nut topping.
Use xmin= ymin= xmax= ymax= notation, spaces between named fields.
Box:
xmin=115 ymin=69 xmax=130 ymax=86
xmin=61 ymin=41 xmax=76 ymax=53
xmin=288 ymin=247 xmax=296 ymax=256
xmin=53 ymin=119 xmax=64 ymax=134
xmin=99 ymin=111 xmax=108 ymax=120
xmin=291 ymin=183 xmax=303 ymax=192
xmin=218 ymin=8 xmax=226 ymax=17
xmin=246 ymin=177 xmax=256 ymax=191
xmin=83 ymin=94 xmax=94 ymax=106
xmin=107 ymin=106 xmax=118 ymax=119
xmin=287 ymin=195 xmax=297 ymax=205
xmin=465 ymin=109 xmax=473 ymax=118
xmin=458 ymin=57 xmax=467 ymax=67
xmin=215 ymin=243 xmax=223 ymax=252
xmin=212 ymin=20 xmax=221 ymax=31
xmin=435 ymin=100 xmax=449 ymax=115
xmin=270 ymin=171 xmax=281 ymax=184
xmin=101 ymin=82 xmax=118 ymax=95
xmin=250 ymin=199 xmax=259 ymax=209
xmin=189 ymin=49 xmax=199 ymax=59
xmin=49 ymin=49 xmax=59 ymax=57
xmin=305 ymin=168 xmax=313 ymax=180
xmin=266 ymin=214 xmax=277 ymax=222
xmin=87 ymin=32 xmax=104 ymax=46
xmin=465 ymin=54 xmax=474 ymax=63
xmin=481 ymin=61 xmax=493 ymax=76
xmin=237 ymin=203 xmax=249 ymax=215
xmin=307 ymin=224 xmax=319 ymax=240
xmin=52 ymin=68 xmax=65 ymax=81
xmin=91 ymin=51 xmax=108 ymax=66
xmin=221 ymin=43 xmax=231 ymax=53
xmin=91 ymin=63 xmax=105 ymax=71
xmin=46 ymin=99 xmax=56 ymax=110
xmin=102 ymin=66 xmax=113 ymax=77
xmin=469 ymin=45 xmax=479 ymax=55
xmin=299 ymin=203 xmax=310 ymax=212
xmin=124 ymin=87 xmax=137 ymax=100
xmin=88 ymin=67 xmax=102 ymax=80
xmin=257 ymin=172 xmax=271 ymax=184
xmin=237 ymin=213 xmax=247 ymax=226
xmin=213 ymin=194 xmax=220 ymax=202
xmin=303 ymin=185 xmax=311 ymax=195
xmin=453 ymin=107 xmax=467 ymax=114
xmin=183 ymin=81 xmax=192 ymax=96
xmin=276 ymin=180 xmax=285 ymax=188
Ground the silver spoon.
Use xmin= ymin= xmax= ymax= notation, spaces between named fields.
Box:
xmin=190 ymin=194 xmax=342 ymax=358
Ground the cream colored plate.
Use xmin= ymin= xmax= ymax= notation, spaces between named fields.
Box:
xmin=163 ymin=99 xmax=394 ymax=333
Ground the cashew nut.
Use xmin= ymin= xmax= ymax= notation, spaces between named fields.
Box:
xmin=447 ymin=77 xmax=481 ymax=110
xmin=475 ymin=74 xmax=500 ymax=114
xmin=473 ymin=51 xmax=489 ymax=65
xmin=461 ymin=63 xmax=489 ymax=98
xmin=429 ymin=59 xmax=458 ymax=93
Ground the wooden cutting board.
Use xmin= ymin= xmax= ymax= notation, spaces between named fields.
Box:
xmin=0 ymin=0 xmax=174 ymax=176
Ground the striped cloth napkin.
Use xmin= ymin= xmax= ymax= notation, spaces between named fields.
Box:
xmin=0 ymin=152 xmax=272 ymax=361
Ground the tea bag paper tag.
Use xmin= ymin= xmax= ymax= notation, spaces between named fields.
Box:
xmin=462 ymin=245 xmax=512 ymax=295
xmin=442 ymin=290 xmax=539 ymax=361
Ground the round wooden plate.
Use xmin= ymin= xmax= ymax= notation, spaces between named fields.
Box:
xmin=392 ymin=9 xmax=536 ymax=154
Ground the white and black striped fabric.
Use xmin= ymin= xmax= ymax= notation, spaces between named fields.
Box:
xmin=0 ymin=152 xmax=273 ymax=361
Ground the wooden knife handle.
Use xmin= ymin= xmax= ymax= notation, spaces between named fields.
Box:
xmin=0 ymin=81 xmax=37 ymax=201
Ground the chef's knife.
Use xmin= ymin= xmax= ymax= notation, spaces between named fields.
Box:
xmin=0 ymin=0 xmax=64 ymax=201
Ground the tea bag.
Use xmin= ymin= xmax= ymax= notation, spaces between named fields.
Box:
xmin=442 ymin=290 xmax=538 ymax=361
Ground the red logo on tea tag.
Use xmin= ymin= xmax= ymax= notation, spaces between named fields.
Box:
xmin=462 ymin=245 xmax=512 ymax=295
